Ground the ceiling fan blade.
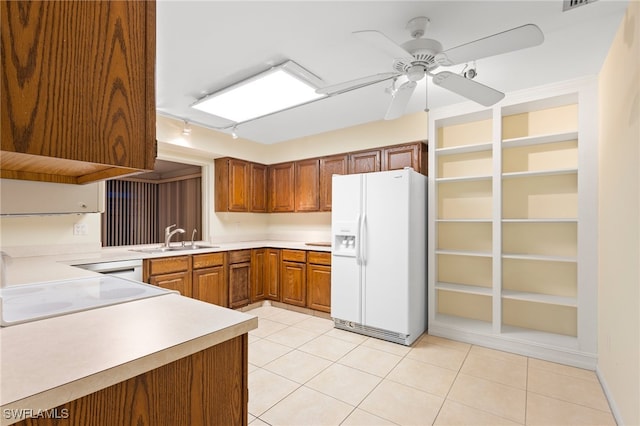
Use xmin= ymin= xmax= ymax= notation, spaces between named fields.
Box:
xmin=432 ymin=71 xmax=504 ymax=106
xmin=316 ymin=72 xmax=399 ymax=95
xmin=434 ymin=24 xmax=544 ymax=66
xmin=385 ymin=81 xmax=417 ymax=120
xmin=353 ymin=30 xmax=415 ymax=62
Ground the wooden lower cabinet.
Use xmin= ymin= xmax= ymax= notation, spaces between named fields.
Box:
xmin=266 ymin=249 xmax=281 ymax=301
xmin=306 ymin=251 xmax=331 ymax=313
xmin=193 ymin=266 xmax=227 ymax=307
xmin=148 ymin=271 xmax=192 ymax=298
xmin=250 ymin=248 xmax=267 ymax=303
xmin=15 ymin=335 xmax=249 ymax=426
xmin=280 ymin=250 xmax=307 ymax=307
xmin=229 ymin=250 xmax=251 ymax=309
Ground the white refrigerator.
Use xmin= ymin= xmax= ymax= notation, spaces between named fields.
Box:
xmin=331 ymin=168 xmax=427 ymax=346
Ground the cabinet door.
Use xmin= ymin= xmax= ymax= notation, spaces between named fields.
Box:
xmin=319 ymin=155 xmax=348 ymax=211
xmin=295 ymin=159 xmax=320 ymax=212
xmin=229 ymin=262 xmax=251 ymax=309
xmin=268 ymin=162 xmax=295 ymax=212
xmin=0 ymin=1 xmax=156 ymax=184
xmin=266 ymin=249 xmax=281 ymax=301
xmin=250 ymin=249 xmax=266 ymax=303
xmin=281 ymin=261 xmax=306 ymax=307
xmin=307 ymin=264 xmax=331 ymax=313
xmin=382 ymin=142 xmax=427 ymax=174
xmin=228 ymin=159 xmax=250 ymax=211
xmin=149 ymin=271 xmax=192 ymax=298
xmin=193 ymin=266 xmax=227 ymax=307
xmin=349 ymin=150 xmax=381 ymax=174
xmin=250 ymin=163 xmax=268 ymax=213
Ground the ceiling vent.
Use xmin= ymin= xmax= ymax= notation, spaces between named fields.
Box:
xmin=563 ymin=0 xmax=598 ymax=12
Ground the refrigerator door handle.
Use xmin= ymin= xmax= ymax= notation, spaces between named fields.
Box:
xmin=355 ymin=213 xmax=362 ymax=265
xmin=360 ymin=213 xmax=367 ymax=265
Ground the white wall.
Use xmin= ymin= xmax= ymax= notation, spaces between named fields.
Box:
xmin=597 ymin=1 xmax=640 ymax=424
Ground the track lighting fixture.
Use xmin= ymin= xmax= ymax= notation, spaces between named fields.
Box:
xmin=231 ymin=126 xmax=238 ymax=139
xmin=182 ymin=120 xmax=192 ymax=136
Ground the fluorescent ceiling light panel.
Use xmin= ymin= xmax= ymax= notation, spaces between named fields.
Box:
xmin=192 ymin=61 xmax=325 ymax=123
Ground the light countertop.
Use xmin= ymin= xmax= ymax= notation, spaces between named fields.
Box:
xmin=0 ymin=294 xmax=257 ymax=425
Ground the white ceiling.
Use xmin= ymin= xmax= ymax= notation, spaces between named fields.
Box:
xmin=156 ymin=0 xmax=628 ymax=144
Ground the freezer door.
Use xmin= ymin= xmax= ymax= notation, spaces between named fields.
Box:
xmin=331 ymin=173 xmax=363 ymax=323
xmin=362 ymin=170 xmax=410 ymax=334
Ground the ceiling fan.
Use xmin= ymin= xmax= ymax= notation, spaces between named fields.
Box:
xmin=317 ymin=17 xmax=544 ymax=119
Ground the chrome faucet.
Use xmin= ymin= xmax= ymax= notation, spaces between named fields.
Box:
xmin=190 ymin=229 xmax=198 ymax=247
xmin=164 ymin=224 xmax=186 ymax=248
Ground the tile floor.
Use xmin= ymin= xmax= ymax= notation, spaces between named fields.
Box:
xmin=245 ymin=305 xmax=615 ymax=426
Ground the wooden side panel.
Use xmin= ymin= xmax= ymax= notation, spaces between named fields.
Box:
xmin=14 ymin=335 xmax=248 ymax=426
xmin=214 ymin=158 xmax=230 ymax=212
xmin=1 ymin=1 xmax=155 ymax=172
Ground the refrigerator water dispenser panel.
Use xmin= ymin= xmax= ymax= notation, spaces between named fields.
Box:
xmin=333 ymin=221 xmax=357 ymax=257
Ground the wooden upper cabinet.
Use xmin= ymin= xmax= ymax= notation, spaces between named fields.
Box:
xmin=0 ymin=1 xmax=156 ymax=184
xmin=268 ymin=162 xmax=295 ymax=212
xmin=295 ymin=159 xmax=320 ymax=212
xmin=349 ymin=150 xmax=381 ymax=174
xmin=319 ymin=155 xmax=348 ymax=211
xmin=382 ymin=142 xmax=428 ymax=174
xmin=250 ymin=163 xmax=268 ymax=213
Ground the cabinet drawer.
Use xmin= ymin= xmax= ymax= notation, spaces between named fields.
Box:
xmin=228 ymin=249 xmax=251 ymax=264
xmin=307 ymin=251 xmax=331 ymax=266
xmin=282 ymin=249 xmax=306 ymax=263
xmin=146 ymin=256 xmax=190 ymax=276
xmin=193 ymin=252 xmax=226 ymax=269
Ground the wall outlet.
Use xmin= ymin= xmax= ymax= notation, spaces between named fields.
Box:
xmin=73 ymin=223 xmax=88 ymax=236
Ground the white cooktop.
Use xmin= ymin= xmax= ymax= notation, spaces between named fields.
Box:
xmin=0 ymin=276 xmax=174 ymax=327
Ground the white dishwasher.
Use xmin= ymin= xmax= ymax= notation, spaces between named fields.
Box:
xmin=75 ymin=259 xmax=143 ymax=282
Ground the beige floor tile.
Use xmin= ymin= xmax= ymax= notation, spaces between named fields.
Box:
xmin=306 ymin=363 xmax=382 ymax=406
xmin=263 ymin=349 xmax=332 ymax=384
xmin=248 ymin=362 xmax=259 ymax=374
xmin=338 ymin=345 xmax=403 ymax=377
xmin=460 ymin=350 xmax=527 ymax=389
xmin=469 ymin=345 xmax=527 ymax=366
xmin=261 ymin=386 xmax=354 ymax=426
xmin=526 ymin=392 xmax=616 ymax=426
xmin=528 ymin=358 xmax=599 ymax=382
xmin=527 ymin=367 xmax=611 ymax=412
xmin=246 ymin=305 xmax=282 ymax=319
xmin=362 ymin=337 xmax=412 ymax=356
xmin=434 ymin=400 xmax=520 ymax=425
xmin=249 ymin=318 xmax=289 ymax=338
xmin=387 ymin=357 xmax=457 ymax=397
xmin=421 ymin=334 xmax=472 ymax=352
xmin=264 ymin=326 xmax=320 ymax=348
xmin=406 ymin=339 xmax=468 ymax=371
xmin=359 ymin=380 xmax=444 ymax=425
xmin=269 ymin=309 xmax=312 ymax=325
xmin=324 ymin=328 xmax=369 ymax=344
xmin=248 ymin=339 xmax=292 ymax=367
xmin=448 ymin=374 xmax=526 ymax=423
xmin=341 ymin=408 xmax=397 ymax=425
xmin=248 ymin=368 xmax=299 ymax=416
xmin=249 ymin=418 xmax=270 ymax=426
xmin=293 ymin=316 xmax=335 ymax=334
xmin=248 ymin=413 xmax=256 ymax=423
xmin=298 ymin=334 xmax=358 ymax=361
xmin=248 ymin=334 xmax=262 ymax=344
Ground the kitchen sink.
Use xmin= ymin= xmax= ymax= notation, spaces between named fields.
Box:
xmin=131 ymin=245 xmax=219 ymax=254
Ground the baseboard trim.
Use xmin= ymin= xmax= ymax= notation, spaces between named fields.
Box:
xmin=596 ymin=366 xmax=623 ymax=425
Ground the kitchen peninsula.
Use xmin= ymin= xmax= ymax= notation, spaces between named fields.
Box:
xmin=0 ymin=259 xmax=257 ymax=426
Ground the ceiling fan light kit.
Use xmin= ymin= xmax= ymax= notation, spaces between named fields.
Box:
xmin=318 ymin=16 xmax=544 ymax=120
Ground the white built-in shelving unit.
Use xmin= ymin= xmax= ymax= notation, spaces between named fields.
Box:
xmin=428 ymin=77 xmax=598 ymax=368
